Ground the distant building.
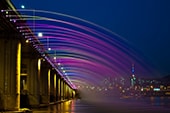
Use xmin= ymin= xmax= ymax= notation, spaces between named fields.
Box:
xmin=130 ymin=64 xmax=136 ymax=88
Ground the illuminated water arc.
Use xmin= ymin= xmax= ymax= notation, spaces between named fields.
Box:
xmin=16 ymin=18 xmax=138 ymax=66
xmin=66 ymin=75 xmax=104 ymax=86
xmin=66 ymin=70 xmax=103 ymax=81
xmin=32 ymin=38 xmax=135 ymax=75
xmin=55 ymin=56 xmax=128 ymax=81
xmin=30 ymin=32 xmax=134 ymax=70
xmin=50 ymin=50 xmax=132 ymax=74
xmin=66 ymin=79 xmax=95 ymax=87
xmin=59 ymin=60 xmax=116 ymax=75
xmin=22 ymin=23 xmax=143 ymax=69
xmin=38 ymin=34 xmax=147 ymax=76
xmin=15 ymin=15 xmax=130 ymax=52
xmin=27 ymin=30 xmax=133 ymax=68
xmin=24 ymin=23 xmax=125 ymax=50
xmin=8 ymin=10 xmax=150 ymax=65
xmin=64 ymin=70 xmax=105 ymax=86
xmin=53 ymin=57 xmax=133 ymax=82
xmin=64 ymin=67 xmax=121 ymax=82
xmin=7 ymin=9 xmax=159 ymax=87
xmin=9 ymin=9 xmax=123 ymax=38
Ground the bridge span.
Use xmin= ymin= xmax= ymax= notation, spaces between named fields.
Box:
xmin=0 ymin=0 xmax=76 ymax=111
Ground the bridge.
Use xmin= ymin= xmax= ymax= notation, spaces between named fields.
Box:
xmin=1 ymin=0 xmax=167 ymax=113
xmin=0 ymin=0 xmax=76 ymax=111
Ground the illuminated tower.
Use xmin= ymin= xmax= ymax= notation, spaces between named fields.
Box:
xmin=131 ymin=64 xmax=136 ymax=87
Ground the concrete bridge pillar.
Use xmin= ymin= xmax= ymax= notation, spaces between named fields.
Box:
xmin=47 ymin=69 xmax=51 ymax=103
xmin=63 ymin=80 xmax=66 ymax=100
xmin=57 ymin=78 xmax=61 ymax=101
xmin=65 ymin=85 xmax=68 ymax=99
xmin=53 ymin=73 xmax=57 ymax=102
xmin=67 ymin=87 xmax=70 ymax=99
xmin=0 ymin=33 xmax=21 ymax=111
xmin=60 ymin=79 xmax=64 ymax=100
xmin=63 ymin=82 xmax=65 ymax=100
xmin=49 ymin=69 xmax=54 ymax=102
xmin=39 ymin=60 xmax=49 ymax=104
xmin=25 ymin=57 xmax=39 ymax=107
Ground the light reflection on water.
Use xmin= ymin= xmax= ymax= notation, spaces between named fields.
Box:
xmin=143 ymin=96 xmax=170 ymax=107
xmin=33 ymin=97 xmax=170 ymax=113
xmin=33 ymin=100 xmax=76 ymax=113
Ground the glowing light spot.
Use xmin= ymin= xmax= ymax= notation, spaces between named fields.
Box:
xmin=25 ymin=39 xmax=29 ymax=43
xmin=21 ymin=5 xmax=25 ymax=9
xmin=48 ymin=48 xmax=51 ymax=51
xmin=38 ymin=32 xmax=43 ymax=37
xmin=153 ymin=88 xmax=160 ymax=91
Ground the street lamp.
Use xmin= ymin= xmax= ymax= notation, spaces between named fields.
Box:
xmin=21 ymin=5 xmax=25 ymax=9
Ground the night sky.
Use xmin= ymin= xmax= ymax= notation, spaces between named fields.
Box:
xmin=11 ymin=0 xmax=170 ymax=76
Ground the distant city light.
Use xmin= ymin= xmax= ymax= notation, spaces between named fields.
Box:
xmin=38 ymin=32 xmax=43 ymax=37
xmin=153 ymin=88 xmax=160 ymax=91
xmin=21 ymin=5 xmax=25 ymax=9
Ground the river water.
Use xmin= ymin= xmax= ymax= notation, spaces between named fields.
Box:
xmin=32 ymin=96 xmax=170 ymax=113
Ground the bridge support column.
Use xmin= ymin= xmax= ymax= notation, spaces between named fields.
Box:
xmin=54 ymin=74 xmax=57 ymax=102
xmin=48 ymin=69 xmax=51 ymax=103
xmin=16 ymin=41 xmax=21 ymax=110
xmin=63 ymin=82 xmax=65 ymax=100
xmin=69 ymin=87 xmax=73 ymax=99
xmin=63 ymin=80 xmax=65 ymax=100
xmin=60 ymin=79 xmax=64 ymax=100
xmin=0 ymin=36 xmax=21 ymax=111
xmin=58 ymin=78 xmax=61 ymax=101
xmin=49 ymin=70 xmax=55 ymax=103
xmin=65 ymin=85 xmax=68 ymax=99
xmin=67 ymin=87 xmax=70 ymax=99
xmin=26 ymin=58 xmax=40 ymax=107
xmin=40 ymin=61 xmax=49 ymax=104
xmin=37 ymin=58 xmax=41 ymax=103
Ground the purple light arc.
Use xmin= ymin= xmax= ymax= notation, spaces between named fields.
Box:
xmin=7 ymin=9 xmax=158 ymax=88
